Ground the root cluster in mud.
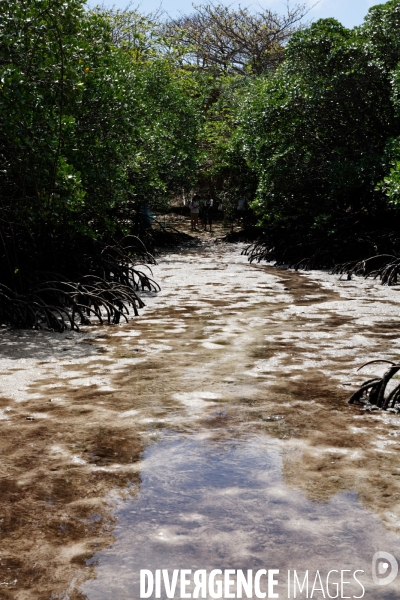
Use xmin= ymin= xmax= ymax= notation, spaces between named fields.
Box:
xmin=0 ymin=217 xmax=194 ymax=332
xmin=241 ymin=234 xmax=377 ymax=271
xmin=0 ymin=236 xmax=160 ymax=332
xmin=334 ymin=255 xmax=400 ymax=286
xmin=349 ymin=360 xmax=400 ymax=412
xmin=242 ymin=226 xmax=400 ymax=273
xmin=0 ymin=209 xmax=203 ymax=332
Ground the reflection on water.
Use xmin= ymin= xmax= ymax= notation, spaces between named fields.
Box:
xmin=4 ymin=246 xmax=400 ymax=597
xmin=81 ymin=433 xmax=400 ymax=599
xmin=77 ymin=248 xmax=400 ymax=598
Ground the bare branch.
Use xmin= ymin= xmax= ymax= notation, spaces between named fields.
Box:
xmin=162 ymin=1 xmax=309 ymax=75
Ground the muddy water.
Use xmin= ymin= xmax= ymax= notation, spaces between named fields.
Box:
xmin=81 ymin=435 xmax=400 ymax=599
xmin=3 ymin=243 xmax=400 ymax=598
xmin=77 ymin=245 xmax=400 ymax=599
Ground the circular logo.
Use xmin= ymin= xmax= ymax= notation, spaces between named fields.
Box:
xmin=372 ymin=552 xmax=398 ymax=586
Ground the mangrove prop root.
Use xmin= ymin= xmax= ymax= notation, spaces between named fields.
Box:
xmin=0 ymin=236 xmax=159 ymax=332
xmin=334 ymin=255 xmax=400 ymax=286
xmin=357 ymin=359 xmax=396 ymax=371
xmin=349 ymin=363 xmax=400 ymax=411
xmin=242 ymin=227 xmax=400 ymax=278
xmin=0 ymin=277 xmax=144 ymax=332
xmin=242 ymin=239 xmax=339 ymax=271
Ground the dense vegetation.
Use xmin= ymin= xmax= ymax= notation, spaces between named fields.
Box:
xmin=2 ymin=0 xmax=400 ymax=328
xmin=240 ymin=1 xmax=400 ymax=265
xmin=0 ymin=0 xmax=199 ymax=328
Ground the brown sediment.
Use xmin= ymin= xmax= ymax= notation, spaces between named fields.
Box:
xmin=2 ymin=242 xmax=400 ymax=596
xmin=0 ymin=383 xmax=143 ymax=599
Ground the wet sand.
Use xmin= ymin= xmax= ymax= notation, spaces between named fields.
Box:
xmin=1 ymin=242 xmax=400 ymax=598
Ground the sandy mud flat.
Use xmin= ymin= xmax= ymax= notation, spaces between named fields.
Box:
xmin=1 ymin=242 xmax=400 ymax=599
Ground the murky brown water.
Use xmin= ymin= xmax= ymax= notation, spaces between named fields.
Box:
xmin=3 ymin=243 xmax=400 ymax=598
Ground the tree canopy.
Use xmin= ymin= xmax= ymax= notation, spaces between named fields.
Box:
xmin=236 ymin=1 xmax=400 ymax=263
xmin=3 ymin=0 xmax=400 ymax=328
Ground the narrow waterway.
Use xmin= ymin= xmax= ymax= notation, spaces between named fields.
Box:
xmin=79 ymin=244 xmax=400 ymax=599
xmin=2 ymin=243 xmax=400 ymax=598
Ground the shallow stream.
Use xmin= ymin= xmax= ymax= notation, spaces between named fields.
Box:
xmin=3 ymin=243 xmax=400 ymax=599
xmin=79 ymin=245 xmax=400 ymax=599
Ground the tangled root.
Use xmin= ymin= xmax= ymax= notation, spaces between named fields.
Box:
xmin=0 ymin=278 xmax=144 ymax=332
xmin=0 ymin=236 xmax=160 ymax=332
xmin=242 ymin=239 xmax=271 ymax=264
xmin=333 ymin=255 xmax=400 ymax=285
xmin=243 ymin=238 xmax=400 ymax=285
xmin=349 ymin=360 xmax=400 ymax=411
xmin=241 ymin=219 xmax=400 ymax=272
xmin=242 ymin=239 xmax=330 ymax=270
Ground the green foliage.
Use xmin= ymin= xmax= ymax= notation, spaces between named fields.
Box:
xmin=362 ymin=0 xmax=400 ymax=71
xmin=378 ymin=62 xmax=400 ymax=205
xmin=238 ymin=9 xmax=400 ymax=249
xmin=199 ymin=77 xmax=254 ymax=187
xmin=4 ymin=0 xmax=400 ymax=280
xmin=0 ymin=0 xmax=199 ymax=248
xmin=127 ymin=60 xmax=199 ymax=210
xmin=91 ymin=7 xmax=164 ymax=61
xmin=0 ymin=0 xmax=86 ymax=228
